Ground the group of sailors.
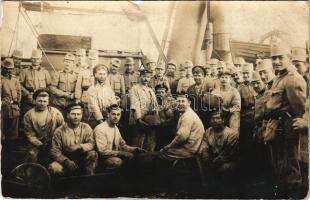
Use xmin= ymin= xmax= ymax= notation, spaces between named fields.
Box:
xmin=1 ymin=37 xmax=309 ymax=198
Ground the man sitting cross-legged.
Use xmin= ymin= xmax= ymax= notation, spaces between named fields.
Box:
xmin=94 ymin=104 xmax=145 ymax=171
xmin=49 ymin=103 xmax=98 ymax=176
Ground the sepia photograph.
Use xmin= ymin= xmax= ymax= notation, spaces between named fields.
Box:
xmin=0 ymin=1 xmax=309 ymax=198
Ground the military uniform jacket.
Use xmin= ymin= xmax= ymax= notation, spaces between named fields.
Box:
xmin=75 ymin=68 xmax=95 ymax=103
xmin=265 ymin=69 xmax=307 ymax=119
xmin=123 ymin=72 xmax=139 ymax=93
xmin=150 ymin=75 xmax=171 ymax=93
xmin=129 ymin=84 xmax=159 ymax=125
xmin=199 ymin=126 xmax=239 ymax=165
xmin=20 ymin=67 xmax=51 ymax=96
xmin=176 ymin=76 xmax=195 ymax=93
xmin=50 ymin=122 xmax=95 ymax=163
xmin=239 ymin=83 xmax=256 ymax=110
xmin=50 ymin=70 xmax=78 ymax=107
xmin=23 ymin=106 xmax=64 ymax=146
xmin=1 ymin=75 xmax=21 ymax=105
xmin=108 ymin=73 xmax=125 ymax=96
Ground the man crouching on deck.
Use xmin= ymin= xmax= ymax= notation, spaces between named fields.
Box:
xmin=49 ymin=103 xmax=98 ymax=176
xmin=94 ymin=104 xmax=146 ymax=171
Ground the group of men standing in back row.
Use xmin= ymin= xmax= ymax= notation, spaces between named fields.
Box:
xmin=1 ymin=37 xmax=309 ymax=198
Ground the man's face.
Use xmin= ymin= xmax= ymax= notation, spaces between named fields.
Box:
xmin=126 ymin=64 xmax=135 ymax=73
xmin=184 ymin=65 xmax=192 ymax=76
xmin=95 ymin=69 xmax=108 ymax=84
xmin=140 ymin=73 xmax=151 ymax=85
xmin=251 ymin=80 xmax=265 ymax=93
xmin=155 ymin=68 xmax=165 ymax=77
xmin=31 ymin=58 xmax=42 ymax=68
xmin=176 ymin=96 xmax=190 ymax=112
xmin=166 ymin=65 xmax=176 ymax=75
xmin=219 ymin=74 xmax=231 ymax=86
xmin=210 ymin=112 xmax=224 ymax=129
xmin=211 ymin=67 xmax=218 ymax=77
xmin=13 ymin=58 xmax=22 ymax=67
xmin=242 ymin=71 xmax=252 ymax=83
xmin=64 ymin=60 xmax=74 ymax=72
xmin=88 ymin=58 xmax=98 ymax=68
xmin=156 ymin=88 xmax=167 ymax=99
xmin=258 ymin=69 xmax=273 ymax=84
xmin=205 ymin=67 xmax=211 ymax=76
xmin=76 ymin=55 xmax=86 ymax=67
xmin=293 ymin=61 xmax=307 ymax=75
xmin=35 ymin=96 xmax=49 ymax=111
xmin=217 ymin=66 xmax=224 ymax=75
xmin=179 ymin=70 xmax=186 ymax=78
xmin=108 ymin=109 xmax=122 ymax=125
xmin=233 ymin=72 xmax=243 ymax=83
xmin=148 ymin=63 xmax=156 ymax=73
xmin=67 ymin=109 xmax=82 ymax=126
xmin=193 ymin=71 xmax=204 ymax=85
xmin=272 ymin=54 xmax=291 ymax=71
xmin=111 ymin=65 xmax=119 ymax=74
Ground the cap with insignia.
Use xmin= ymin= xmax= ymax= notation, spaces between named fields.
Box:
xmin=218 ymin=61 xmax=226 ymax=68
xmin=256 ymin=59 xmax=273 ymax=72
xmin=270 ymin=38 xmax=291 ymax=57
xmin=242 ymin=63 xmax=254 ymax=72
xmin=192 ymin=65 xmax=206 ymax=76
xmin=64 ymin=53 xmax=75 ymax=61
xmin=107 ymin=104 xmax=122 ymax=113
xmin=234 ymin=57 xmax=245 ymax=65
xmin=251 ymin=71 xmax=262 ymax=82
xmin=155 ymin=83 xmax=169 ymax=92
xmin=31 ymin=49 xmax=42 ymax=59
xmin=183 ymin=60 xmax=194 ymax=68
xmin=76 ymin=48 xmax=86 ymax=56
xmin=156 ymin=61 xmax=165 ymax=70
xmin=291 ymin=47 xmax=307 ymax=62
xmin=167 ymin=59 xmax=177 ymax=67
xmin=125 ymin=57 xmax=135 ymax=65
xmin=33 ymin=88 xmax=50 ymax=100
xmin=65 ymin=103 xmax=84 ymax=113
xmin=111 ymin=58 xmax=121 ymax=68
xmin=145 ymin=57 xmax=156 ymax=65
xmin=219 ymin=68 xmax=232 ymax=77
xmin=138 ymin=64 xmax=152 ymax=74
xmin=88 ymin=49 xmax=98 ymax=60
xmin=12 ymin=49 xmax=23 ymax=59
xmin=3 ymin=58 xmax=14 ymax=69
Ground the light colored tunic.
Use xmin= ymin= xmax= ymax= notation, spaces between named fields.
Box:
xmin=161 ymin=107 xmax=204 ymax=160
xmin=87 ymin=82 xmax=116 ymax=121
xmin=94 ymin=121 xmax=135 ymax=157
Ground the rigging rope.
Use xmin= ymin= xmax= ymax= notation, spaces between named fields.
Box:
xmin=20 ymin=7 xmax=57 ymax=73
